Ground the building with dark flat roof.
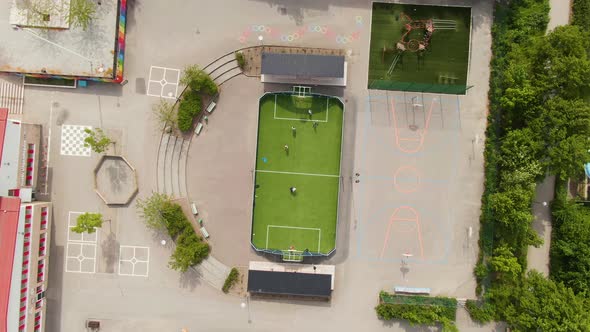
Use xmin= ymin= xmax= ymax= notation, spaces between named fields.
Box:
xmin=247 ymin=261 xmax=335 ymax=301
xmin=260 ymin=52 xmax=347 ymax=87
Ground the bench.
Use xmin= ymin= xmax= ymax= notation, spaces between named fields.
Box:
xmin=195 ymin=123 xmax=203 ymax=135
xmin=206 ymin=101 xmax=216 ymax=113
xmin=200 ymin=226 xmax=210 ymax=239
xmin=394 ymin=286 xmax=431 ymax=295
xmin=191 ymin=202 xmax=198 ymax=215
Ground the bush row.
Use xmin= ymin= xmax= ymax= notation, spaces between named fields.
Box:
xmin=177 ymin=65 xmax=218 ymax=132
xmin=375 ymin=292 xmax=458 ymax=332
xmin=222 ymin=268 xmax=240 ymax=293
xmin=177 ymin=90 xmax=202 ymax=131
xmin=161 ymin=202 xmax=210 ymax=272
xmin=573 ymin=0 xmax=590 ymax=30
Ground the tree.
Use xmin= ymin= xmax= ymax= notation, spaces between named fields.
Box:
xmin=152 ymin=99 xmax=177 ymax=132
xmin=504 ymin=271 xmax=590 ymax=331
xmin=168 ymin=230 xmax=210 ymax=272
xmin=136 ymin=192 xmax=173 ymax=231
xmin=490 ymin=245 xmax=522 ymax=281
xmin=83 ymin=128 xmax=113 ymax=153
xmin=180 ymin=65 xmax=218 ymax=95
xmin=71 ymin=213 xmax=103 ymax=234
xmin=67 ymin=0 xmax=96 ymax=30
xmin=551 ymin=198 xmax=590 ymax=295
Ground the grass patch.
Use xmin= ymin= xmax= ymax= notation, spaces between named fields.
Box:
xmin=222 ymin=268 xmax=240 ymax=293
xmin=368 ymin=2 xmax=471 ymax=94
xmin=251 ymin=93 xmax=343 ymax=255
xmin=24 ymin=76 xmax=76 ymax=87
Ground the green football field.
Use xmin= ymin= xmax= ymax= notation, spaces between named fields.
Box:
xmin=251 ymin=93 xmax=344 ymax=255
xmin=368 ymin=2 xmax=471 ymax=94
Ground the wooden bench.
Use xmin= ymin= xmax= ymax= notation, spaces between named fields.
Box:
xmin=200 ymin=226 xmax=210 ymax=239
xmin=394 ymin=286 xmax=431 ymax=295
xmin=206 ymin=101 xmax=216 ymax=113
xmin=195 ymin=123 xmax=203 ymax=135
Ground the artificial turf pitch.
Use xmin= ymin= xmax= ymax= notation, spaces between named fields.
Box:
xmin=368 ymin=3 xmax=471 ymax=94
xmin=251 ymin=93 xmax=344 ymax=255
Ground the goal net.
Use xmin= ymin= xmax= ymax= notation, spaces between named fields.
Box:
xmin=282 ymin=250 xmax=304 ymax=262
xmin=292 ymin=86 xmax=311 ymax=97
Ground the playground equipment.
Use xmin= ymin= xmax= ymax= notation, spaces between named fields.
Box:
xmin=382 ymin=13 xmax=458 ymax=74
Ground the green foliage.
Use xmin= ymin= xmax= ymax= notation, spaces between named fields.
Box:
xmin=136 ymin=192 xmax=173 ymax=231
xmin=235 ymin=52 xmax=246 ymax=70
xmin=68 ymin=0 xmax=96 ymax=30
xmin=180 ymin=65 xmax=218 ymax=95
xmin=168 ymin=228 xmax=210 ymax=272
xmin=376 ymin=292 xmax=457 ymax=331
xmin=136 ymin=192 xmax=211 ymax=272
xmin=177 ymin=90 xmax=202 ymax=132
xmin=490 ymin=245 xmax=522 ymax=281
xmin=496 ymin=271 xmax=590 ymax=331
xmin=465 ymin=300 xmax=495 ymax=323
xmin=71 ymin=213 xmax=103 ymax=234
xmin=573 ymin=0 xmax=590 ymax=30
xmin=550 ymin=187 xmax=590 ymax=296
xmin=222 ymin=268 xmax=239 ymax=293
xmin=83 ymin=128 xmax=112 ymax=153
xmin=152 ymin=99 xmax=177 ymax=132
xmin=161 ymin=203 xmax=191 ymax=238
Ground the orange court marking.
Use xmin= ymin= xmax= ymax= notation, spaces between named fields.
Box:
xmin=391 ymin=97 xmax=436 ymax=154
xmin=380 ymin=206 xmax=425 ymax=259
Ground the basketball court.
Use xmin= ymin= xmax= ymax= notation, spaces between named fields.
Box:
xmin=356 ymin=90 xmax=463 ymax=264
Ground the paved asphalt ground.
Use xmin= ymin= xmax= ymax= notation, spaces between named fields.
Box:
xmin=6 ymin=0 xmax=508 ymax=331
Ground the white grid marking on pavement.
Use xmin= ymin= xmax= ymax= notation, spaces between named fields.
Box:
xmin=64 ymin=242 xmax=97 ymax=273
xmin=147 ymin=66 xmax=180 ymax=99
xmin=67 ymin=211 xmax=98 ymax=243
xmin=118 ymin=245 xmax=150 ymax=277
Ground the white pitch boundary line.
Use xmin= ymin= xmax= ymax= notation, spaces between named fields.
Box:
xmin=255 ymin=169 xmax=340 ymax=178
xmin=266 ymin=225 xmax=321 ymax=253
xmin=273 ymin=95 xmax=330 ymax=122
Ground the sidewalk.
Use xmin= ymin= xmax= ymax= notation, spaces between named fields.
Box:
xmin=547 ymin=0 xmax=571 ymax=32
xmin=527 ymin=175 xmax=555 ymax=276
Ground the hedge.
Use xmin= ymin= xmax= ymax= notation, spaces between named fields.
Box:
xmin=222 ymin=268 xmax=239 ymax=293
xmin=177 ymin=90 xmax=202 ymax=132
xmin=159 ymin=201 xmax=210 ymax=272
xmin=235 ymin=52 xmax=246 ymax=70
xmin=573 ymin=0 xmax=590 ymax=30
xmin=376 ymin=292 xmax=457 ymax=331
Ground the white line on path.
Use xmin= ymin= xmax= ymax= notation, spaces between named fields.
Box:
xmin=256 ymin=169 xmax=340 ymax=178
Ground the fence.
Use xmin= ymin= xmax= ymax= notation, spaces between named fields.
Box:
xmin=369 ymin=80 xmax=470 ymax=95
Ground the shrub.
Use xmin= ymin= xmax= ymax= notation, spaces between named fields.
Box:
xmin=168 ymin=226 xmax=210 ymax=272
xmin=222 ymin=268 xmax=239 ymax=293
xmin=177 ymin=90 xmax=202 ymax=132
xmin=180 ymin=65 xmax=218 ymax=95
xmin=465 ymin=300 xmax=495 ymax=323
xmin=573 ymin=0 xmax=590 ymax=30
xmin=235 ymin=52 xmax=246 ymax=70
xmin=376 ymin=292 xmax=457 ymax=331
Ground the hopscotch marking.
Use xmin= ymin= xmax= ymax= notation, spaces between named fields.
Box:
xmin=118 ymin=245 xmax=150 ymax=277
xmin=147 ymin=66 xmax=180 ymax=99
